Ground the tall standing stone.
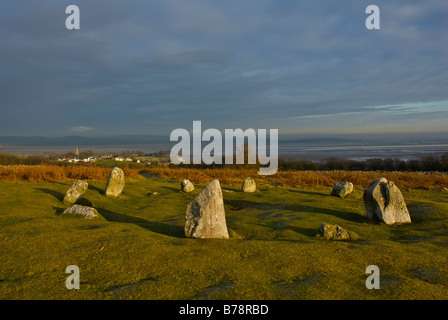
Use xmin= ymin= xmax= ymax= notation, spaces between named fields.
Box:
xmin=63 ymin=180 xmax=88 ymax=205
xmin=105 ymin=167 xmax=125 ymax=197
xmin=242 ymin=177 xmax=256 ymax=192
xmin=363 ymin=177 xmax=411 ymax=225
xmin=185 ymin=179 xmax=229 ymax=239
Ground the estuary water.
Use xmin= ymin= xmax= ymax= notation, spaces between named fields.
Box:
xmin=1 ymin=140 xmax=448 ymax=161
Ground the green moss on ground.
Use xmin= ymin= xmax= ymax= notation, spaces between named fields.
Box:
xmin=0 ymin=176 xmax=447 ymax=299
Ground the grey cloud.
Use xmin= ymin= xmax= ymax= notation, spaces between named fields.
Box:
xmin=0 ymin=0 xmax=447 ymax=136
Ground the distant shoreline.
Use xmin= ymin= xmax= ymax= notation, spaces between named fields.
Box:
xmin=1 ymin=141 xmax=448 ymax=161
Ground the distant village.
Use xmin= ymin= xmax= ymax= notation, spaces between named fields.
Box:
xmin=56 ymin=147 xmax=170 ymax=165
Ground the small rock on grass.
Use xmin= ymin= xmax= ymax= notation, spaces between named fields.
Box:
xmin=330 ymin=181 xmax=353 ymax=198
xmin=181 ymin=179 xmax=194 ymax=192
xmin=318 ymin=223 xmax=350 ymax=240
xmin=242 ymin=177 xmax=256 ymax=192
xmin=62 ymin=205 xmax=99 ymax=220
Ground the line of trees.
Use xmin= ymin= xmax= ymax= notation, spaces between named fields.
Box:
xmin=0 ymin=153 xmax=53 ymax=166
xmin=279 ymin=153 xmax=448 ymax=172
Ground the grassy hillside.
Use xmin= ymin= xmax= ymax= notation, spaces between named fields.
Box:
xmin=0 ymin=171 xmax=447 ymax=299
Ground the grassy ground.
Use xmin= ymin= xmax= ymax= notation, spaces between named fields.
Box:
xmin=0 ymin=173 xmax=447 ymax=300
xmin=94 ymin=160 xmax=149 ymax=168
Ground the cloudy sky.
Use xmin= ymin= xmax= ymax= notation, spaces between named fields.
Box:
xmin=0 ymin=0 xmax=447 ymax=137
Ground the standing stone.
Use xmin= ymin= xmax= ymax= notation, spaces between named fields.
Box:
xmin=105 ymin=167 xmax=125 ymax=197
xmin=330 ymin=181 xmax=353 ymax=198
xmin=242 ymin=177 xmax=256 ymax=192
xmin=63 ymin=180 xmax=88 ymax=205
xmin=318 ymin=223 xmax=350 ymax=240
xmin=185 ymin=179 xmax=229 ymax=239
xmin=181 ymin=179 xmax=194 ymax=192
xmin=62 ymin=205 xmax=99 ymax=219
xmin=363 ymin=177 xmax=411 ymax=225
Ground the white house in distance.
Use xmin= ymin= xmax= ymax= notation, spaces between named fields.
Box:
xmin=170 ymin=155 xmax=183 ymax=164
xmin=57 ymin=146 xmax=97 ymax=163
xmin=113 ymin=156 xmax=137 ymax=162
xmin=57 ymin=147 xmax=148 ymax=164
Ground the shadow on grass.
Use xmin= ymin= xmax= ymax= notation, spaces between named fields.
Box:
xmin=98 ymin=207 xmax=185 ymax=238
xmin=290 ymin=204 xmax=367 ymax=223
xmin=88 ymin=184 xmax=104 ymax=195
xmin=289 ymin=226 xmax=319 ymax=238
xmin=76 ymin=198 xmax=93 ymax=206
xmin=389 ymin=227 xmax=435 ymax=244
xmin=161 ymin=186 xmax=181 ymax=193
xmin=35 ymin=188 xmax=65 ymax=201
xmin=225 ymin=199 xmax=367 ymax=223
xmin=291 ymin=189 xmax=330 ymax=197
xmin=36 ymin=187 xmax=93 ymax=206
xmin=52 ymin=206 xmax=65 ymax=216
xmin=52 ymin=197 xmax=94 ymax=213
xmin=225 ymin=199 xmax=286 ymax=211
xmin=140 ymin=172 xmax=159 ymax=179
xmin=38 ymin=187 xmax=96 ymax=208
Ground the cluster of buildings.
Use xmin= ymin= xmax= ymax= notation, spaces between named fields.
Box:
xmin=99 ymin=153 xmax=149 ymax=164
xmin=112 ymin=156 xmax=134 ymax=162
xmin=58 ymin=156 xmax=97 ymax=163
xmin=56 ymin=147 xmax=95 ymax=163
xmin=57 ymin=147 xmax=150 ymax=164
